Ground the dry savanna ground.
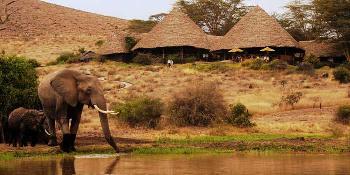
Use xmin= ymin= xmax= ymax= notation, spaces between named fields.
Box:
xmin=35 ymin=61 xmax=350 ymax=142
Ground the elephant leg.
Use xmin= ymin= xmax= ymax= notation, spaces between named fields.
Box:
xmin=19 ymin=133 xmax=24 ymax=147
xmin=47 ymin=117 xmax=58 ymax=146
xmin=12 ymin=133 xmax=18 ymax=147
xmin=58 ymin=118 xmax=71 ymax=153
xmin=68 ymin=104 xmax=83 ymax=152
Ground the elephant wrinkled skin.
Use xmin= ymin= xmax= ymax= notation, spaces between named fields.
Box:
xmin=8 ymin=107 xmax=48 ymax=147
xmin=38 ymin=69 xmax=119 ymax=153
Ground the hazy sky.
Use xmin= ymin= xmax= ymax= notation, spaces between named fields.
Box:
xmin=43 ymin=0 xmax=291 ymax=20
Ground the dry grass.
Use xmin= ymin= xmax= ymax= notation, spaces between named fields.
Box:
xmin=35 ymin=61 xmax=350 ymax=139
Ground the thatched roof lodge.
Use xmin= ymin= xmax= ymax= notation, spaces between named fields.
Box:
xmin=97 ymin=34 xmax=131 ymax=61
xmin=299 ymin=40 xmax=346 ymax=63
xmin=212 ymin=6 xmax=304 ymax=63
xmin=132 ymin=8 xmax=210 ymax=61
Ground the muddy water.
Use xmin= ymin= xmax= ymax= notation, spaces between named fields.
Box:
xmin=1 ymin=154 xmax=350 ymax=175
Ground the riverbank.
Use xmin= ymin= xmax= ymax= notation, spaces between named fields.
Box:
xmin=1 ymin=133 xmax=349 ymax=160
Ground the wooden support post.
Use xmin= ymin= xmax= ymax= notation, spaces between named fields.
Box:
xmin=181 ymin=47 xmax=184 ymax=63
xmin=162 ymin=48 xmax=165 ymax=64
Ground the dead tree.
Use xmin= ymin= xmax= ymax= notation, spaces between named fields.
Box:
xmin=0 ymin=0 xmax=18 ymax=31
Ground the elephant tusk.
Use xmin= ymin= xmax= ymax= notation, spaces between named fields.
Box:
xmin=93 ymin=105 xmax=118 ymax=115
xmin=44 ymin=129 xmax=52 ymax=136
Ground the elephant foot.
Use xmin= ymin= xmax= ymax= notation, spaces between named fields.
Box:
xmin=48 ymin=137 xmax=58 ymax=147
xmin=69 ymin=134 xmax=77 ymax=152
xmin=60 ymin=134 xmax=71 ymax=153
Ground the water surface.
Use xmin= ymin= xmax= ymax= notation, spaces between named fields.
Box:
xmin=1 ymin=153 xmax=350 ymax=175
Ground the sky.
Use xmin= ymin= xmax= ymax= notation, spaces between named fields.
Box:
xmin=43 ymin=0 xmax=291 ymax=20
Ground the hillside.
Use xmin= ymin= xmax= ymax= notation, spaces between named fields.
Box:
xmin=0 ymin=0 xmax=129 ymax=63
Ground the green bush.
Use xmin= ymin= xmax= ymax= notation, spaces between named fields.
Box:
xmin=333 ymin=67 xmax=350 ymax=83
xmin=191 ymin=63 xmax=230 ymax=72
xmin=0 ymin=55 xmax=41 ymax=142
xmin=266 ymin=60 xmax=288 ymax=70
xmin=167 ymin=54 xmax=197 ymax=64
xmin=78 ymin=47 xmax=87 ymax=54
xmin=303 ymin=54 xmax=320 ymax=68
xmin=335 ymin=105 xmax=350 ymax=124
xmin=242 ymin=58 xmax=265 ymax=70
xmin=56 ymin=52 xmax=80 ymax=64
xmin=241 ymin=59 xmax=254 ymax=67
xmin=168 ymin=82 xmax=227 ymax=126
xmin=125 ymin=36 xmax=138 ymax=51
xmin=132 ymin=53 xmax=154 ymax=65
xmin=47 ymin=52 xmax=81 ymax=65
xmin=27 ymin=59 xmax=41 ymax=68
xmin=95 ymin=40 xmax=105 ymax=48
xmin=113 ymin=97 xmax=164 ymax=128
xmin=340 ymin=62 xmax=350 ymax=70
xmin=226 ymin=103 xmax=255 ymax=127
xmin=249 ymin=58 xmax=264 ymax=70
xmin=297 ymin=62 xmax=315 ymax=75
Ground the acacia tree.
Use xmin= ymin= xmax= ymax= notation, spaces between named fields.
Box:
xmin=0 ymin=0 xmax=18 ymax=31
xmin=149 ymin=13 xmax=167 ymax=22
xmin=177 ymin=0 xmax=247 ymax=36
xmin=274 ymin=0 xmax=325 ymax=41
xmin=312 ymin=0 xmax=350 ymax=60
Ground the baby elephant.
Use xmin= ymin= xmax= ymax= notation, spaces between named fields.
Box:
xmin=8 ymin=107 xmax=48 ymax=147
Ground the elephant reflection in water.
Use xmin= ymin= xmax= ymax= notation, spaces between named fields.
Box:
xmin=60 ymin=157 xmax=120 ymax=175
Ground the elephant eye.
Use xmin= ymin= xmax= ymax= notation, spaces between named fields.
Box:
xmin=85 ymin=87 xmax=92 ymax=94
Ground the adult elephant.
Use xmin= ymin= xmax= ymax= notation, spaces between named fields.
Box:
xmin=38 ymin=69 xmax=119 ymax=153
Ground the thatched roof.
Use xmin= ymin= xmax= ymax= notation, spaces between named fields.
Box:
xmin=132 ymin=8 xmax=209 ymax=50
xmin=299 ymin=41 xmax=344 ymax=57
xmin=207 ymin=35 xmax=224 ymax=50
xmin=98 ymin=33 xmax=128 ymax=55
xmin=212 ymin=6 xmax=299 ymax=51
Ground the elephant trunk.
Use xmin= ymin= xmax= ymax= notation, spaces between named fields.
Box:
xmin=93 ymin=96 xmax=119 ymax=153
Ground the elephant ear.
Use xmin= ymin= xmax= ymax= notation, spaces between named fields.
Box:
xmin=50 ymin=72 xmax=78 ymax=107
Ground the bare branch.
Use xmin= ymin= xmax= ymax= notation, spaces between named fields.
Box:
xmin=0 ymin=0 xmax=17 ymax=25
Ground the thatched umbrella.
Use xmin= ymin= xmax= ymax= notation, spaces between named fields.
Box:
xmin=212 ymin=6 xmax=299 ymax=51
xmin=132 ymin=8 xmax=209 ymax=61
xmin=260 ymin=47 xmax=275 ymax=52
xmin=229 ymin=48 xmax=244 ymax=53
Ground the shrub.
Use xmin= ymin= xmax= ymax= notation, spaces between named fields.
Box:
xmin=95 ymin=40 xmax=105 ymax=48
xmin=279 ymin=91 xmax=303 ymax=109
xmin=340 ymin=62 xmax=350 ymax=70
xmin=249 ymin=58 xmax=264 ymax=70
xmin=241 ymin=59 xmax=254 ymax=67
xmin=167 ymin=54 xmax=197 ymax=64
xmin=333 ymin=67 xmax=350 ymax=83
xmin=335 ymin=105 xmax=350 ymax=124
xmin=266 ymin=59 xmax=288 ymax=70
xmin=0 ymin=55 xmax=41 ymax=142
xmin=226 ymin=103 xmax=255 ymax=127
xmin=78 ymin=47 xmax=87 ymax=54
xmin=297 ymin=62 xmax=315 ymax=75
xmin=125 ymin=36 xmax=138 ymax=51
xmin=303 ymin=54 xmax=320 ymax=68
xmin=113 ymin=97 xmax=164 ymax=128
xmin=132 ymin=53 xmax=154 ymax=65
xmin=168 ymin=82 xmax=227 ymax=126
xmin=55 ymin=52 xmax=80 ymax=64
xmin=27 ymin=59 xmax=41 ymax=68
xmin=192 ymin=63 xmax=230 ymax=73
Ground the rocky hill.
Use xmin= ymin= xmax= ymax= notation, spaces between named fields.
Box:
xmin=0 ymin=0 xmax=129 ymax=63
